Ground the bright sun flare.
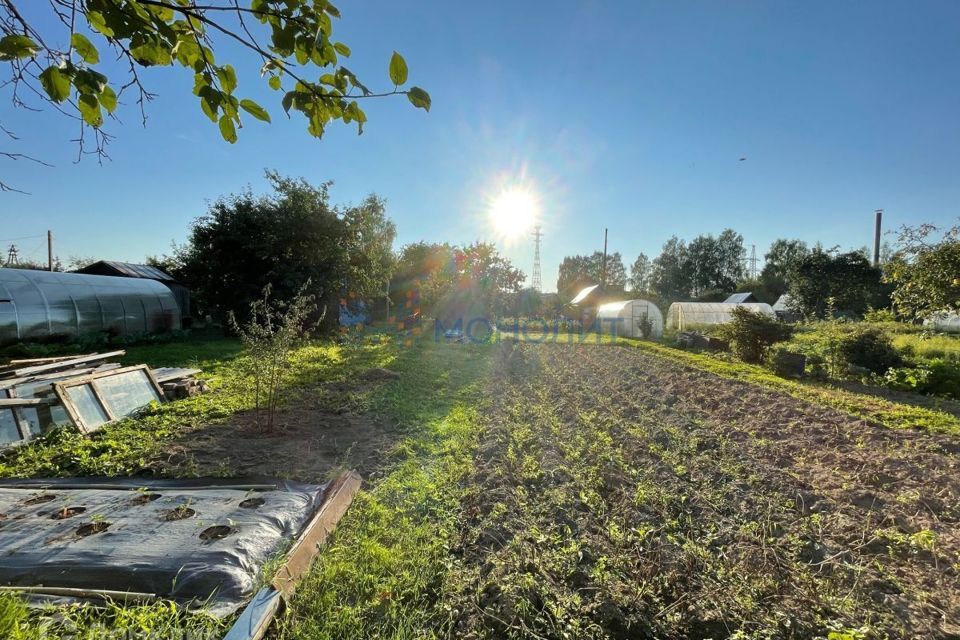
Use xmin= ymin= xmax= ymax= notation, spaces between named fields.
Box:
xmin=489 ymin=187 xmax=538 ymax=239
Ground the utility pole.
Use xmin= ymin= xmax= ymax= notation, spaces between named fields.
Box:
xmin=601 ymin=228 xmax=608 ymax=288
xmin=873 ymin=209 xmax=883 ymax=266
xmin=531 ymin=226 xmax=543 ymax=292
xmin=47 ymin=230 xmax=53 ymax=271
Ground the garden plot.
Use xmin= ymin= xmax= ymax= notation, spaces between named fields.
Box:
xmin=445 ymin=341 xmax=959 ymax=639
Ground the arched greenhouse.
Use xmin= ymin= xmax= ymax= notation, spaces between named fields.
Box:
xmin=666 ymin=302 xmax=775 ymax=331
xmin=0 ymin=268 xmax=181 ymax=345
xmin=595 ymin=299 xmax=664 ymax=338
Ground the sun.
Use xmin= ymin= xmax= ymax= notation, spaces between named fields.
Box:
xmin=489 ymin=187 xmax=538 ymax=239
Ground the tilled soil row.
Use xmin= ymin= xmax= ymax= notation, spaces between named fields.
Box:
xmin=445 ymin=341 xmax=959 ymax=639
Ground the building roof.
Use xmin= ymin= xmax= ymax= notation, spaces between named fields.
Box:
xmin=724 ymin=292 xmax=756 ymax=304
xmin=76 ymin=261 xmax=176 ymax=282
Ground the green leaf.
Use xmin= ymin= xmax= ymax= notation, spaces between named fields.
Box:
xmin=78 ymin=93 xmax=103 ymax=127
xmin=407 ymin=86 xmax=431 ymax=112
xmin=39 ymin=66 xmax=71 ymax=103
xmin=268 ymin=75 xmax=282 ymax=91
xmin=240 ymin=99 xmax=271 ymax=122
xmin=217 ymin=64 xmax=237 ymax=93
xmin=333 ymin=42 xmax=350 ymax=57
xmin=389 ymin=51 xmax=408 ymax=86
xmin=0 ymin=34 xmax=39 ymax=61
xmin=71 ymin=33 xmax=99 ymax=64
xmin=99 ymin=85 xmax=118 ymax=113
xmin=219 ymin=115 xmax=237 ymax=143
xmin=87 ymin=11 xmax=115 ymax=37
xmin=198 ymin=86 xmax=221 ymax=122
xmin=281 ymin=91 xmax=295 ymax=114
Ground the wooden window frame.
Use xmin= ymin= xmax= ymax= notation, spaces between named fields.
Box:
xmin=53 ymin=365 xmax=164 ymax=434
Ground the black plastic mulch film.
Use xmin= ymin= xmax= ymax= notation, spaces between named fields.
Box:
xmin=0 ymin=476 xmax=329 ymax=616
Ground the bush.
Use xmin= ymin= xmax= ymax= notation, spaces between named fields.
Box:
xmin=882 ymin=360 xmax=960 ymax=400
xmin=836 ymin=328 xmax=903 ymax=375
xmin=720 ymin=307 xmax=793 ymax=363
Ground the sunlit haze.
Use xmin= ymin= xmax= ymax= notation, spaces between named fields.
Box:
xmin=489 ymin=187 xmax=539 ymax=243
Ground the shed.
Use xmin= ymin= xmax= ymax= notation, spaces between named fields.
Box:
xmin=596 ymin=300 xmax=663 ymax=338
xmin=74 ymin=261 xmax=190 ymax=320
xmin=0 ymin=268 xmax=181 ymax=345
xmin=724 ymin=292 xmax=757 ymax=304
xmin=666 ymin=302 xmax=775 ymax=331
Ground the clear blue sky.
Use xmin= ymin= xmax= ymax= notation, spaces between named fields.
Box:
xmin=2 ymin=1 xmax=959 ymax=291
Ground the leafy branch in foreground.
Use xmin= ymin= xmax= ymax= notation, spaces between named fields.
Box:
xmin=0 ymin=0 xmax=430 ymax=172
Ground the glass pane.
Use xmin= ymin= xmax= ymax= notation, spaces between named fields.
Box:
xmin=66 ymin=385 xmax=110 ymax=429
xmin=0 ymin=409 xmax=21 ymax=444
xmin=96 ymin=370 xmax=160 ymax=418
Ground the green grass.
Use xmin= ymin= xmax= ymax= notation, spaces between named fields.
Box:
xmin=276 ymin=340 xmax=491 ymax=638
xmin=0 ymin=332 xmax=493 ymax=638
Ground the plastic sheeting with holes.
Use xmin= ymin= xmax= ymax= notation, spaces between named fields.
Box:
xmin=595 ymin=300 xmax=664 ymax=338
xmin=0 ymin=477 xmax=331 ymax=616
xmin=666 ymin=302 xmax=775 ymax=331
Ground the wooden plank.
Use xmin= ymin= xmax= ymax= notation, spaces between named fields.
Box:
xmin=5 ymin=356 xmax=78 ymax=366
xmin=2 ymin=351 xmax=125 ymax=379
xmin=271 ymin=470 xmax=362 ymax=596
xmin=0 ymin=398 xmax=51 ymax=407
xmin=152 ymin=368 xmax=202 ymax=384
xmin=0 ymin=586 xmax=158 ymax=604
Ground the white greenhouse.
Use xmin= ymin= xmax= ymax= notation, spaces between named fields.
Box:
xmin=666 ymin=302 xmax=775 ymax=331
xmin=925 ymin=313 xmax=960 ymax=333
xmin=595 ymin=299 xmax=663 ymax=338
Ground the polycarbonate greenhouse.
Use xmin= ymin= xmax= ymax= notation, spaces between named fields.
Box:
xmin=595 ymin=299 xmax=664 ymax=338
xmin=666 ymin=302 xmax=775 ymax=331
xmin=0 ymin=268 xmax=181 ymax=345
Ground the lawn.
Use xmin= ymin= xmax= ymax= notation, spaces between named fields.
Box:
xmin=2 ymin=330 xmax=958 ymax=639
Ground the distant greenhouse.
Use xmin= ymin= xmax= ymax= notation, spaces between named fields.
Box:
xmin=666 ymin=302 xmax=775 ymax=331
xmin=0 ymin=268 xmax=181 ymax=345
xmin=595 ymin=300 xmax=663 ymax=338
xmin=925 ymin=313 xmax=960 ymax=333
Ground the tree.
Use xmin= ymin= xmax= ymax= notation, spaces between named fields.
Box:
xmin=0 ymin=1 xmax=430 ymax=192
xmin=628 ymin=253 xmax=652 ymax=293
xmin=390 ymin=241 xmax=455 ymax=316
xmin=885 ymin=221 xmax=960 ymax=320
xmin=760 ymin=238 xmax=809 ymax=300
xmin=650 ymin=236 xmax=690 ymax=301
xmin=175 ymin=171 xmax=394 ymax=331
xmin=434 ymin=242 xmax=524 ymax=323
xmin=789 ymin=248 xmax=885 ymax=319
xmin=556 ymin=251 xmax=626 ymax=299
xmin=685 ymin=229 xmax=745 ymax=298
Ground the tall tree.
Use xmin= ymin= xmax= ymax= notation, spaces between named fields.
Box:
xmin=789 ymin=248 xmax=885 ymax=318
xmin=628 ymin=253 xmax=652 ymax=293
xmin=651 ymin=236 xmax=690 ymax=301
xmin=556 ymin=251 xmax=626 ymax=299
xmin=175 ymin=172 xmax=394 ymax=330
xmin=0 ymin=1 xmax=430 ymax=193
xmin=885 ymin=221 xmax=960 ymax=320
xmin=435 ymin=242 xmax=524 ymax=323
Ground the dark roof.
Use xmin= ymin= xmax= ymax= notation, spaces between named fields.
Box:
xmin=76 ymin=261 xmax=176 ymax=282
xmin=724 ymin=292 xmax=756 ymax=304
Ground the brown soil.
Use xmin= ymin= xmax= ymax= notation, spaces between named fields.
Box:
xmin=449 ymin=341 xmax=960 ymax=639
xmin=147 ymin=389 xmax=400 ymax=483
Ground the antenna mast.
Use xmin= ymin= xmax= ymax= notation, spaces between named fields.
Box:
xmin=531 ymin=225 xmax=543 ymax=292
